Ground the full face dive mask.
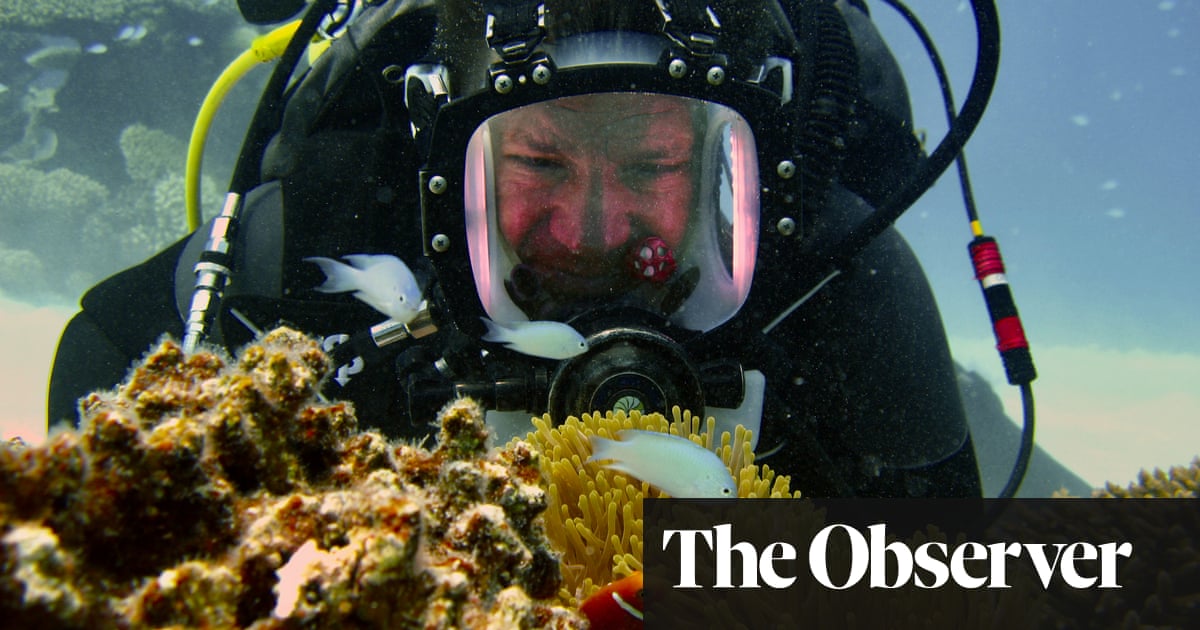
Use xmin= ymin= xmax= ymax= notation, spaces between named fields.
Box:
xmin=405 ymin=1 xmax=810 ymax=437
xmin=198 ymin=0 xmax=1016 ymax=489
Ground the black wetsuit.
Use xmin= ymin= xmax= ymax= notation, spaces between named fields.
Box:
xmin=48 ymin=175 xmax=981 ymax=498
xmin=47 ymin=0 xmax=982 ymax=498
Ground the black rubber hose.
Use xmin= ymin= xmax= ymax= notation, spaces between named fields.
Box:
xmin=827 ymin=0 xmax=999 ymax=267
xmin=996 ymin=382 xmax=1036 ymax=498
xmin=877 ymin=0 xmax=981 ymax=223
xmin=229 ymin=0 xmax=340 ymax=195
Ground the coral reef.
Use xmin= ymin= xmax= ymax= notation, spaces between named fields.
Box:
xmin=119 ymin=123 xmax=185 ymax=185
xmin=1094 ymin=457 xmax=1200 ymax=498
xmin=0 ymin=246 xmax=46 ymax=299
xmin=0 ymin=327 xmax=584 ymax=629
xmin=0 ymin=0 xmax=235 ymax=29
xmin=0 ymin=162 xmax=109 ymax=227
xmin=1035 ymin=457 xmax=1200 ymax=626
xmin=519 ymin=408 xmax=801 ymax=605
xmin=96 ymin=124 xmax=219 ymax=256
xmin=0 ymin=162 xmax=110 ymax=298
xmin=988 ymin=474 xmax=1200 ymax=629
xmin=0 ymin=0 xmax=246 ymax=303
xmin=0 ymin=122 xmax=219 ymax=300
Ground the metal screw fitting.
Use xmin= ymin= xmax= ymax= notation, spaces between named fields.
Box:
xmin=668 ymin=58 xmax=688 ymax=79
xmin=776 ymin=217 xmax=797 ymax=236
xmin=531 ymin=64 xmax=551 ymax=85
xmin=493 ymin=74 xmax=514 ymax=94
xmin=381 ymin=65 xmax=405 ymax=83
xmin=428 ymin=175 xmax=448 ymax=194
xmin=776 ymin=160 xmax=796 ymax=179
xmin=431 ymin=234 xmax=451 ymax=252
xmin=706 ymin=66 xmax=726 ymax=85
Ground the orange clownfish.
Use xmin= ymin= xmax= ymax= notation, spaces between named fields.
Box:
xmin=580 ymin=571 xmax=644 ymax=630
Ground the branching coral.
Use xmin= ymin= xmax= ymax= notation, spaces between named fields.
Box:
xmin=1094 ymin=457 xmax=1200 ymax=498
xmin=0 ymin=162 xmax=110 ymax=298
xmin=0 ymin=328 xmax=584 ymax=629
xmin=104 ymin=124 xmax=211 ymax=255
xmin=0 ymin=163 xmax=109 ymax=234
xmin=68 ymin=124 xmax=220 ymax=286
xmin=0 ymin=246 xmax=46 ymax=299
xmin=518 ymin=407 xmax=801 ymax=605
xmin=0 ymin=0 xmax=235 ymax=28
xmin=1 ymin=6 xmax=239 ymax=302
xmin=119 ymin=123 xmax=185 ymax=185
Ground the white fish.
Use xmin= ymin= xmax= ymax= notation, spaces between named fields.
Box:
xmin=305 ymin=254 xmax=422 ymax=324
xmin=588 ymin=429 xmax=736 ymax=498
xmin=115 ymin=24 xmax=147 ymax=42
xmin=480 ymin=317 xmax=588 ymax=360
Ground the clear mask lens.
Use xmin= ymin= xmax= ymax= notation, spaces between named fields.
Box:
xmin=465 ymin=93 xmax=759 ymax=331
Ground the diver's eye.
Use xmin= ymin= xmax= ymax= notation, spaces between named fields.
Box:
xmin=619 ymin=161 xmax=687 ymax=192
xmin=508 ymin=154 xmax=566 ymax=172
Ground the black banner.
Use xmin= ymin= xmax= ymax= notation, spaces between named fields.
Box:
xmin=644 ymin=499 xmax=1200 ymax=629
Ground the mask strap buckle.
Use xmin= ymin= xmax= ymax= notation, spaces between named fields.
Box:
xmin=485 ymin=0 xmax=546 ymax=63
xmin=655 ymin=0 xmax=722 ymax=56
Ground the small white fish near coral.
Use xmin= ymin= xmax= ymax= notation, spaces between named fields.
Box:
xmin=588 ymin=429 xmax=736 ymax=498
xmin=480 ymin=317 xmax=589 ymax=360
xmin=305 ymin=254 xmax=422 ymax=324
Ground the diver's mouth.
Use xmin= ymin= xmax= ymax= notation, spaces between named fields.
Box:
xmin=508 ymin=263 xmax=630 ymax=301
xmin=515 ymin=238 xmax=635 ymax=282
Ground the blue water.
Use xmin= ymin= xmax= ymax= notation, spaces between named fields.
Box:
xmin=879 ymin=1 xmax=1199 ymax=355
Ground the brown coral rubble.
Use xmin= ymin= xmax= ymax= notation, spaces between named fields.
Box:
xmin=0 ymin=328 xmax=583 ymax=629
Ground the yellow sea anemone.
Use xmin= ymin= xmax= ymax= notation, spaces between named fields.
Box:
xmin=516 ymin=407 xmax=801 ymax=605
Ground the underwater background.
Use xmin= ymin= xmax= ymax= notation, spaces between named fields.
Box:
xmin=878 ymin=0 xmax=1199 ymax=487
xmin=0 ymin=0 xmax=1196 ymax=492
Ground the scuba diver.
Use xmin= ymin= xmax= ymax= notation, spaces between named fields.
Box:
xmin=47 ymin=0 xmax=1006 ymax=498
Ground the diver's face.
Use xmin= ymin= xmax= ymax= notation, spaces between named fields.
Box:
xmin=493 ymin=94 xmax=695 ymax=283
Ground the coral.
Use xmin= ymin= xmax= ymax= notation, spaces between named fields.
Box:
xmin=0 ymin=328 xmax=585 ymax=629
xmin=1031 ymin=457 xmax=1200 ymax=627
xmin=0 ymin=162 xmax=109 ymax=233
xmin=0 ymin=246 xmax=46 ymax=298
xmin=518 ymin=407 xmax=801 ymax=605
xmin=1 ymin=525 xmax=85 ymax=624
xmin=70 ymin=124 xmax=220 ymax=284
xmin=985 ymin=460 xmax=1200 ymax=627
xmin=119 ymin=123 xmax=186 ymax=185
xmin=1094 ymin=458 xmax=1200 ymax=498
xmin=0 ymin=162 xmax=110 ymax=298
xmin=0 ymin=0 xmax=236 ymax=28
xmin=101 ymin=124 xmax=209 ymax=255
xmin=0 ymin=4 xmax=241 ymax=303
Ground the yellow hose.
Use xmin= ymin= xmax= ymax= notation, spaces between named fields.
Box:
xmin=185 ymin=20 xmax=303 ymax=231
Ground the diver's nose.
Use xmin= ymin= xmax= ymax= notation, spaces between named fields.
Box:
xmin=548 ymin=167 xmax=631 ymax=254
